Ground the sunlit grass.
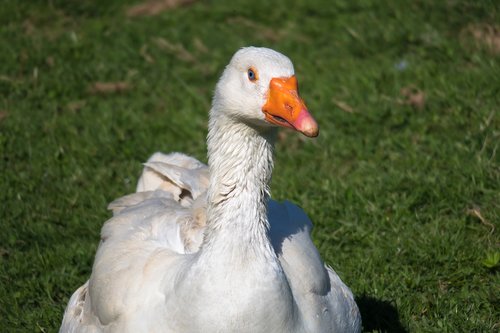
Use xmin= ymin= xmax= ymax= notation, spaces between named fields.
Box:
xmin=1 ymin=0 xmax=498 ymax=331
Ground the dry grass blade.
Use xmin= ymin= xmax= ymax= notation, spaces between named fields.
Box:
xmin=126 ymin=0 xmax=197 ymax=17
xmin=153 ymin=37 xmax=196 ymax=63
xmin=0 ymin=75 xmax=23 ymax=84
xmin=66 ymin=101 xmax=87 ymax=112
xmin=152 ymin=38 xmax=214 ymax=76
xmin=193 ymin=37 xmax=209 ymax=54
xmin=0 ymin=110 xmax=9 ymax=122
xmin=140 ymin=45 xmax=155 ymax=63
xmin=22 ymin=19 xmax=35 ymax=35
xmin=88 ymin=82 xmax=131 ymax=94
xmin=46 ymin=56 xmax=55 ymax=67
xmin=467 ymin=206 xmax=495 ymax=234
xmin=400 ymin=85 xmax=426 ymax=110
xmin=227 ymin=17 xmax=310 ymax=43
xmin=461 ymin=23 xmax=500 ymax=55
xmin=332 ymin=99 xmax=355 ymax=113
xmin=227 ymin=17 xmax=284 ymax=42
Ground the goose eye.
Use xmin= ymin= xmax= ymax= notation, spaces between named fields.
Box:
xmin=247 ymin=68 xmax=257 ymax=82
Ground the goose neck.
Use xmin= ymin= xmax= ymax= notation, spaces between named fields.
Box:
xmin=203 ymin=112 xmax=276 ymax=253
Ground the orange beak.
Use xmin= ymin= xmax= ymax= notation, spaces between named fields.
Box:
xmin=262 ymin=76 xmax=319 ymax=137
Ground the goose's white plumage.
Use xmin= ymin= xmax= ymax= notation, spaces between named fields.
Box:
xmin=60 ymin=47 xmax=361 ymax=333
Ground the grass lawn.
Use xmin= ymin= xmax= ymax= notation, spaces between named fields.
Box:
xmin=1 ymin=0 xmax=499 ymax=331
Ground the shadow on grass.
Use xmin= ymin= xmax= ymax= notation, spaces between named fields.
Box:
xmin=357 ymin=295 xmax=408 ymax=333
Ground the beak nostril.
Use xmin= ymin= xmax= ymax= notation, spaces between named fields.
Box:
xmin=284 ymin=103 xmax=293 ymax=112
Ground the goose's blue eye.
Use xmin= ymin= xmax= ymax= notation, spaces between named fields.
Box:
xmin=247 ymin=68 xmax=257 ymax=81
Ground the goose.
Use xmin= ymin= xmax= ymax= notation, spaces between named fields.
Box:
xmin=60 ymin=47 xmax=361 ymax=333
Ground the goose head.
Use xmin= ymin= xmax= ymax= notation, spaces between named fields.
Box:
xmin=212 ymin=47 xmax=319 ymax=137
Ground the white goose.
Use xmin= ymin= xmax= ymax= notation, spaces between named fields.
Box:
xmin=60 ymin=47 xmax=361 ymax=333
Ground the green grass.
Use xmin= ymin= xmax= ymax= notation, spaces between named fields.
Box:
xmin=1 ymin=0 xmax=499 ymax=331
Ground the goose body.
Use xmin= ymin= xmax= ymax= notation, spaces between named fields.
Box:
xmin=60 ymin=47 xmax=361 ymax=333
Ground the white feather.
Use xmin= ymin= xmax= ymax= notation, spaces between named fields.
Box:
xmin=60 ymin=47 xmax=361 ymax=333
